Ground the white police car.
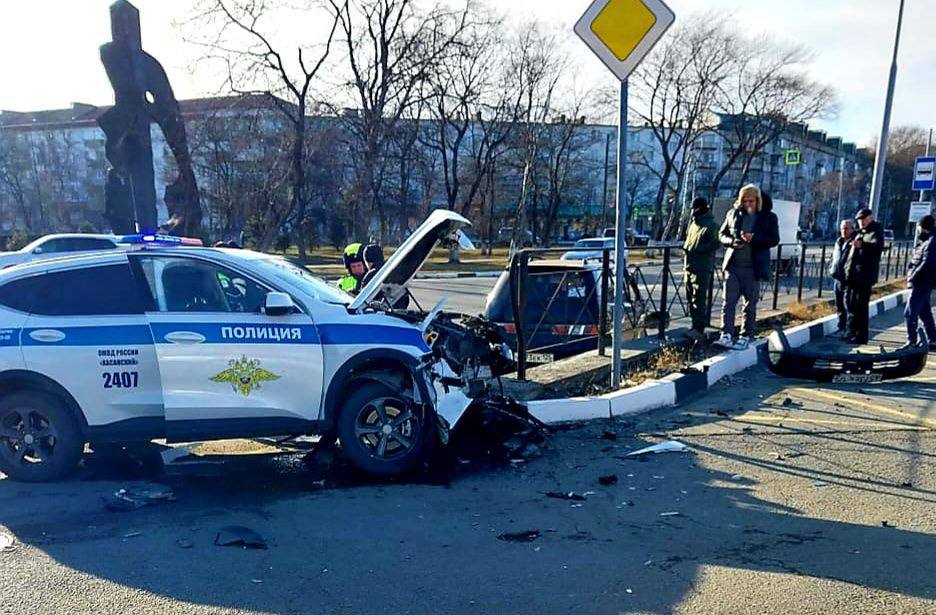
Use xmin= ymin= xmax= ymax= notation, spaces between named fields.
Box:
xmin=0 ymin=210 xmax=494 ymax=481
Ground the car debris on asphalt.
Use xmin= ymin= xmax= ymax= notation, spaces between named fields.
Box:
xmin=497 ymin=530 xmax=541 ymax=543
xmin=214 ymin=526 xmax=268 ymax=549
xmin=625 ymin=441 xmax=689 ymax=457
xmin=545 ymin=491 xmax=587 ymax=501
xmin=598 ymin=474 xmax=618 ymax=486
xmin=0 ymin=532 xmax=15 ymax=553
xmin=102 ymin=484 xmax=176 ymax=512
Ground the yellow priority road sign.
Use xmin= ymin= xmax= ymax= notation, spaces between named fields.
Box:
xmin=575 ymin=0 xmax=675 ymax=81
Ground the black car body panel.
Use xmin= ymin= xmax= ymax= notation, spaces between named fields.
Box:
xmin=766 ymin=329 xmax=927 ymax=383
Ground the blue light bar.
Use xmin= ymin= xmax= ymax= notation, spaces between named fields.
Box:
xmin=116 ymin=233 xmax=203 ymax=247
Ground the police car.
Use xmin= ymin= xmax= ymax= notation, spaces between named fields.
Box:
xmin=0 ymin=210 xmax=488 ymax=482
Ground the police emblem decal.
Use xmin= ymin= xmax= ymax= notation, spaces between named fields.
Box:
xmin=211 ymin=356 xmax=280 ymax=397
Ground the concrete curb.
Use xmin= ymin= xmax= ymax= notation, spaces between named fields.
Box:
xmin=527 ymin=289 xmax=910 ymax=424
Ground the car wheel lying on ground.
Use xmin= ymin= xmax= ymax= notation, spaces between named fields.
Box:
xmin=0 ymin=210 xmax=534 ymax=481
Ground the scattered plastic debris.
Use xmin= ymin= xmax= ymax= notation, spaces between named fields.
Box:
xmin=0 ymin=532 xmax=15 ymax=553
xmin=659 ymin=512 xmax=681 ymax=517
xmin=625 ymin=441 xmax=688 ymax=457
xmin=730 ymin=474 xmax=743 ymax=481
xmin=102 ymin=485 xmax=176 ymax=512
xmin=497 ymin=530 xmax=541 ymax=543
xmin=176 ymin=538 xmax=194 ymax=549
xmin=123 ymin=531 xmax=142 ymax=539
xmin=546 ymin=491 xmax=587 ymax=501
xmin=813 ymin=480 xmax=829 ymax=487
xmin=214 ymin=526 xmax=268 ymax=549
xmin=782 ymin=397 xmax=795 ymax=407
xmin=598 ymin=474 xmax=618 ymax=486
xmin=881 ymin=520 xmax=896 ymax=528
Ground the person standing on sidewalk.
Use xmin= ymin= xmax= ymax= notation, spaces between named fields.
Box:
xmin=715 ymin=184 xmax=762 ymax=350
xmin=829 ymin=219 xmax=855 ymax=336
xmin=844 ymin=208 xmax=884 ymax=344
xmin=683 ymin=197 xmax=720 ymax=341
xmin=904 ymin=214 xmax=936 ymax=349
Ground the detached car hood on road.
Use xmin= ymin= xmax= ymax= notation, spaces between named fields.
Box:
xmin=350 ymin=209 xmax=473 ymax=312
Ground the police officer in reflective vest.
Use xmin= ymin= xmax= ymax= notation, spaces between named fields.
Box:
xmin=338 ymin=243 xmax=366 ymax=295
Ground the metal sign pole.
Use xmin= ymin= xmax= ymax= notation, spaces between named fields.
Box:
xmin=869 ymin=0 xmax=906 ymax=214
xmin=611 ymin=79 xmax=629 ymax=388
xmin=920 ymin=128 xmax=933 ymax=203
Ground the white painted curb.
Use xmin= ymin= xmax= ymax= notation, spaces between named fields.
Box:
xmin=525 ymin=288 xmax=910 ymax=425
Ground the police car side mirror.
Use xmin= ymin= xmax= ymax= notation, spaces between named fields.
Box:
xmin=264 ymin=292 xmax=295 ymax=316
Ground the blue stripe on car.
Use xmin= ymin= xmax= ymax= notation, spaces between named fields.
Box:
xmin=21 ymin=325 xmax=153 ymax=346
xmin=0 ymin=328 xmax=20 ymax=347
xmin=318 ymin=323 xmax=431 ymax=352
xmin=149 ymin=323 xmax=321 ymax=345
xmin=14 ymin=323 xmax=428 ymax=352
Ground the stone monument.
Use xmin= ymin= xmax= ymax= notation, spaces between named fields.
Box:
xmin=97 ymin=0 xmax=201 ymax=236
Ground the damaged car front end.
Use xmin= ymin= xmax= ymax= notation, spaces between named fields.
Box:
xmin=347 ymin=210 xmax=545 ymax=462
xmin=766 ymin=328 xmax=928 ymax=383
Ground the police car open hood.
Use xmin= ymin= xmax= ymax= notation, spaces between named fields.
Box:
xmin=349 ymin=209 xmax=472 ymax=312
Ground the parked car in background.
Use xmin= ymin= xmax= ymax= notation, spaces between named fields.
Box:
xmin=0 ymin=234 xmax=121 ymax=269
xmin=496 ymin=227 xmax=533 ymax=247
xmin=484 ymin=261 xmax=604 ymax=364
xmin=560 ymin=237 xmax=626 ymax=264
xmin=883 ymin=229 xmax=895 ymax=251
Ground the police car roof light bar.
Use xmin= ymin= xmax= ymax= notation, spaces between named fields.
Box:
xmin=116 ymin=233 xmax=204 ymax=248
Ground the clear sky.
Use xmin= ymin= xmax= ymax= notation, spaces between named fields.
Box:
xmin=1 ymin=0 xmax=933 ymax=147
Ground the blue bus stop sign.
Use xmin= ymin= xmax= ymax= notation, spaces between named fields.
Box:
xmin=913 ymin=156 xmax=936 ymax=191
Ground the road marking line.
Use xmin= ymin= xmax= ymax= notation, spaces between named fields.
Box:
xmin=736 ymin=415 xmax=927 ymax=429
xmin=790 ymin=388 xmax=936 ymax=429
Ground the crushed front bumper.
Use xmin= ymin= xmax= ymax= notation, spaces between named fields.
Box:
xmin=766 ymin=329 xmax=928 ymax=383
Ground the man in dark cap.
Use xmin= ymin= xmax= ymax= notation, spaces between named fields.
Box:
xmin=682 ymin=196 xmax=720 ymax=340
xmin=844 ymin=207 xmax=884 ymax=344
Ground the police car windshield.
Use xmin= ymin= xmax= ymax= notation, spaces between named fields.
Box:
xmin=253 ymin=256 xmax=351 ymax=305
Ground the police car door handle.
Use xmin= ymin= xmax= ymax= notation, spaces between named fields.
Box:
xmin=163 ymin=331 xmax=206 ymax=345
xmin=28 ymin=329 xmax=66 ymax=343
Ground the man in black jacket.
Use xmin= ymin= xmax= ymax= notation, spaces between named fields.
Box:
xmin=828 ymin=219 xmax=854 ymax=335
xmin=844 ymin=208 xmax=885 ymax=344
xmin=905 ymin=214 xmax=936 ymax=349
xmin=751 ymin=192 xmax=781 ymax=283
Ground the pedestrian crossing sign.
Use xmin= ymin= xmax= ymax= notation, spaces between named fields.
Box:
xmin=785 ymin=150 xmax=801 ymax=166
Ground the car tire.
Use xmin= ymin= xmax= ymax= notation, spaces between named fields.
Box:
xmin=0 ymin=391 xmax=84 ymax=482
xmin=336 ymin=381 xmax=432 ymax=477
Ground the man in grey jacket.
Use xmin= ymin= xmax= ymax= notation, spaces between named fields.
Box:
xmin=715 ymin=184 xmax=761 ymax=350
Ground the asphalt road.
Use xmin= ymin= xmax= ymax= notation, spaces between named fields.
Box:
xmin=0 ymin=309 xmax=933 ymax=614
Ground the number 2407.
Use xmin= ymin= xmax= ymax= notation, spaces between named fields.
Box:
xmin=103 ymin=371 xmax=139 ymax=389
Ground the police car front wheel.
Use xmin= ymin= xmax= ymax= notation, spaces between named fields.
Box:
xmin=336 ymin=382 xmax=432 ymax=477
xmin=0 ymin=392 xmax=84 ymax=482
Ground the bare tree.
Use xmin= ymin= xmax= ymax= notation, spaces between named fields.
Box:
xmin=326 ymin=0 xmax=472 ymax=241
xmin=505 ymin=23 xmax=567 ymax=254
xmin=185 ymin=99 xmax=292 ymax=243
xmin=183 ymin=0 xmax=341 ymax=256
xmin=630 ymin=13 xmax=735 ymax=240
xmin=707 ymin=39 xmax=836 ymax=199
